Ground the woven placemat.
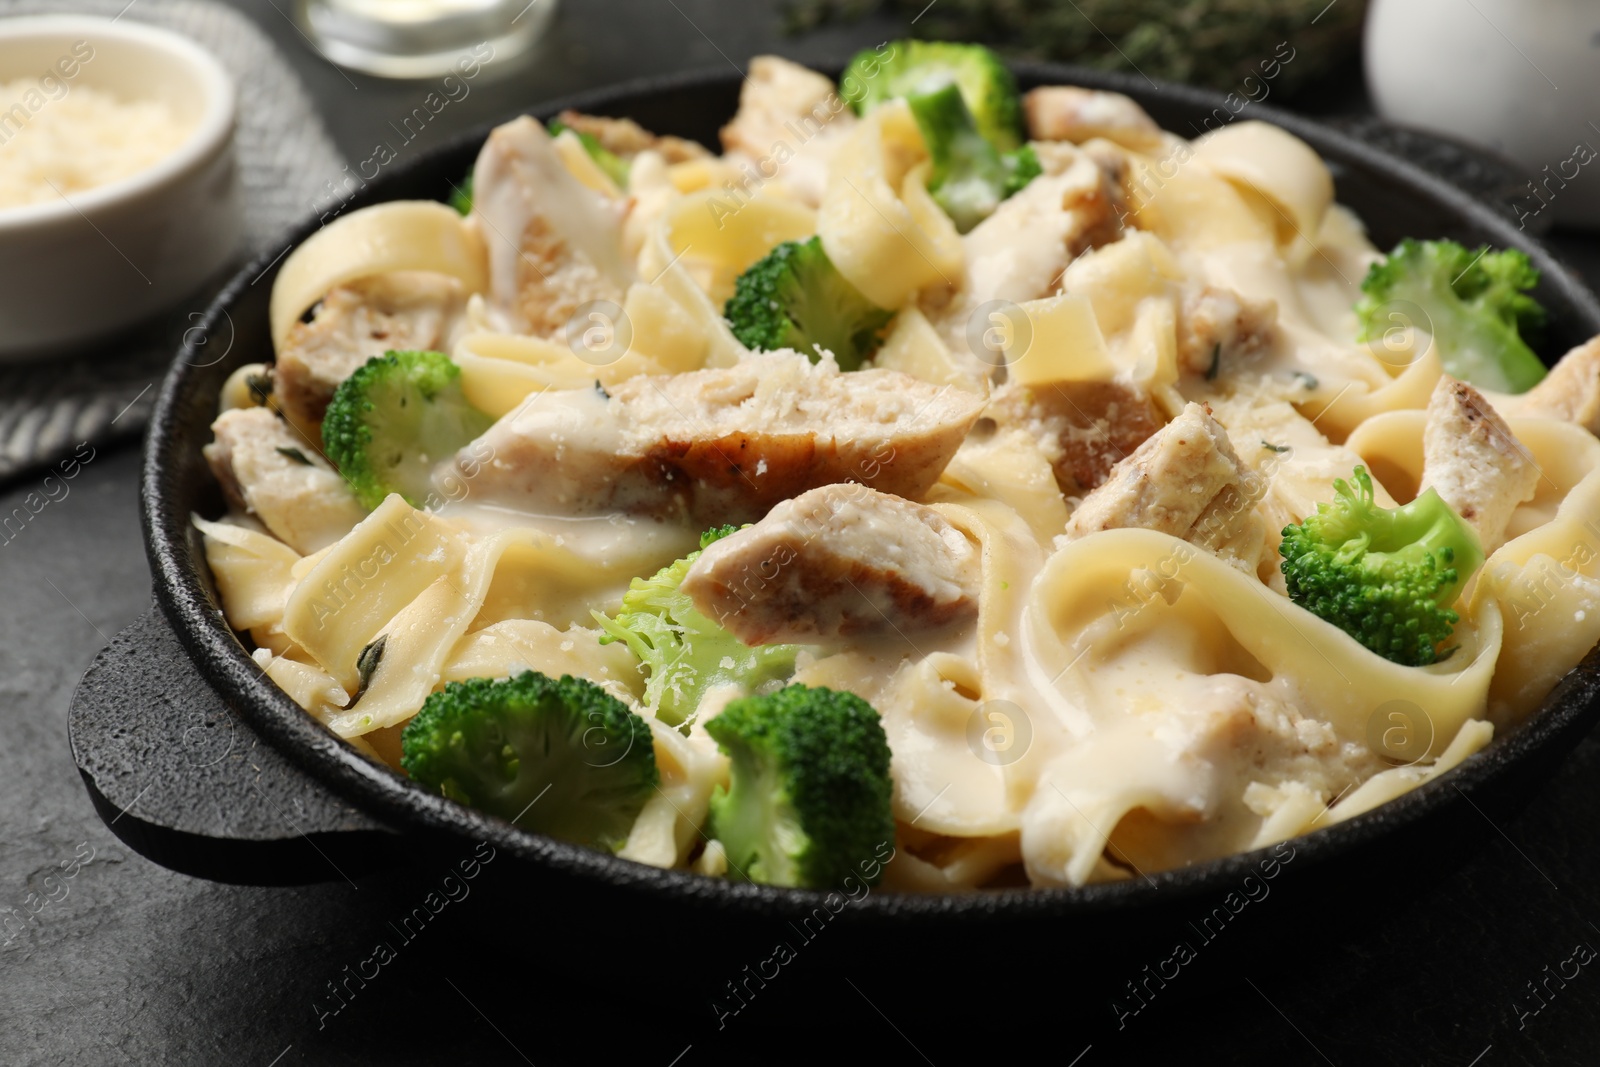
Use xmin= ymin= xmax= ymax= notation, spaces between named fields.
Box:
xmin=0 ymin=0 xmax=343 ymax=483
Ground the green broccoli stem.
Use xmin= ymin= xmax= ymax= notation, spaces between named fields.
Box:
xmin=714 ymin=739 xmax=801 ymax=885
xmin=1321 ymin=470 xmax=1485 ymax=596
xmin=906 ymin=84 xmax=1038 ymax=233
xmin=705 ymin=684 xmax=895 ymax=890
xmin=841 ymin=39 xmax=1025 ymax=151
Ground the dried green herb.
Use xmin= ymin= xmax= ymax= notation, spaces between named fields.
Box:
xmin=246 ymin=373 xmax=273 ymax=406
xmin=785 ymin=0 xmax=1367 ymax=98
xmin=275 ymin=446 xmax=313 ymax=466
xmin=350 ymin=635 xmax=388 ymax=707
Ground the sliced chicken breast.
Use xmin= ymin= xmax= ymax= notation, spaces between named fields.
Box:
xmin=1516 ymin=335 xmax=1600 ymax=436
xmin=458 ymin=351 xmax=985 ymax=525
xmin=552 ymin=109 xmax=712 ymax=165
xmin=1420 ymin=376 xmax=1538 ymax=555
xmin=924 ymin=143 xmax=1127 ymax=362
xmin=1064 ymin=401 xmax=1257 ymax=553
xmin=471 ymin=115 xmax=635 ymax=337
xmin=203 ymin=407 xmax=366 ymax=554
xmin=683 ymin=483 xmax=981 ymax=644
xmin=274 ymin=271 xmax=466 ymax=445
xmin=719 ymin=56 xmax=857 ymax=206
xmin=960 ymin=142 xmax=1127 ymax=307
xmin=1175 ymin=283 xmax=1284 ymax=378
xmin=1024 ymin=86 xmax=1165 ymax=151
xmin=989 ymin=380 xmax=1166 ymax=495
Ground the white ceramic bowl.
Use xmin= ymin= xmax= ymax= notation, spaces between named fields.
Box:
xmin=1366 ymin=0 xmax=1600 ymax=230
xmin=0 ymin=16 xmax=240 ymax=360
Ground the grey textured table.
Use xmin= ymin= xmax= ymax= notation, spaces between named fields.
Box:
xmin=7 ymin=2 xmax=1600 ymax=1063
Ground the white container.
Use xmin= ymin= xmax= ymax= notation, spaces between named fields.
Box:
xmin=296 ymin=0 xmax=558 ymax=79
xmin=0 ymin=16 xmax=240 ymax=359
xmin=1365 ymin=0 xmax=1600 ymax=229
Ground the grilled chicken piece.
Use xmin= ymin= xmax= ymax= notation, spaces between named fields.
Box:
xmin=989 ymin=380 xmax=1166 ymax=495
xmin=719 ymin=56 xmax=856 ymax=206
xmin=682 ymin=484 xmax=981 ymax=644
xmin=1023 ymin=86 xmax=1165 ymax=152
xmin=925 ymin=143 xmax=1126 ymax=361
xmin=1175 ymin=284 xmax=1284 ymax=378
xmin=960 ymin=143 xmax=1127 ymax=306
xmin=274 ymin=271 xmax=466 ymax=446
xmin=1079 ymin=137 xmax=1138 ymax=228
xmin=203 ymin=407 xmax=365 ymax=555
xmin=552 ymin=109 xmax=711 ymax=165
xmin=459 ymin=352 xmax=985 ymax=525
xmin=1420 ymin=377 xmax=1538 ymax=555
xmin=1064 ymin=401 xmax=1257 ymax=552
xmin=1517 ymin=335 xmax=1600 ymax=435
xmin=472 ymin=116 xmax=635 ymax=337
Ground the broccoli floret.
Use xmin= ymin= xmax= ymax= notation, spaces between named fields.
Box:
xmin=548 ymin=119 xmax=630 ymax=188
xmin=400 ymin=672 xmax=659 ymax=852
xmin=322 ymin=350 xmax=493 ymax=511
xmin=593 ymin=526 xmax=802 ymax=727
xmin=842 ymin=39 xmax=1024 ymax=152
xmin=448 ymin=172 xmax=472 ymax=215
xmin=1279 ymin=466 xmax=1485 ymax=667
xmin=699 ymin=523 xmax=742 ymax=544
xmin=1356 ymin=238 xmax=1549 ymax=394
xmin=906 ymin=83 xmax=1041 ymax=233
xmin=705 ymin=684 xmax=895 ymax=890
xmin=723 ymin=237 xmax=893 ymax=369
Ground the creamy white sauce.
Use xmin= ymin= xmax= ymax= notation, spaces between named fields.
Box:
xmin=432 ymin=497 xmax=700 ymax=570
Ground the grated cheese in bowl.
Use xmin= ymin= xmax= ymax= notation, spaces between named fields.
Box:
xmin=0 ymin=79 xmax=196 ymax=209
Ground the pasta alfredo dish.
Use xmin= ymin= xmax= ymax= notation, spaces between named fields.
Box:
xmin=197 ymin=42 xmax=1600 ymax=892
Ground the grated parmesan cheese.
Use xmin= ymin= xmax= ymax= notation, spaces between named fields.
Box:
xmin=0 ymin=80 xmax=194 ymax=209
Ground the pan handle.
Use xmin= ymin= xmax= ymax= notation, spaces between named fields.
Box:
xmin=69 ymin=605 xmax=399 ymax=885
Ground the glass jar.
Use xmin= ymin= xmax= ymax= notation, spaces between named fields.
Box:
xmin=294 ymin=0 xmax=557 ymax=79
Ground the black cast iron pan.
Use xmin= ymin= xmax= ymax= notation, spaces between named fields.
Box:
xmin=67 ymin=62 xmax=1600 ymax=991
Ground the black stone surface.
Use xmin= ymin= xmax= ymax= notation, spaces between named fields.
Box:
xmin=8 ymin=1 xmax=1600 ymax=1064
